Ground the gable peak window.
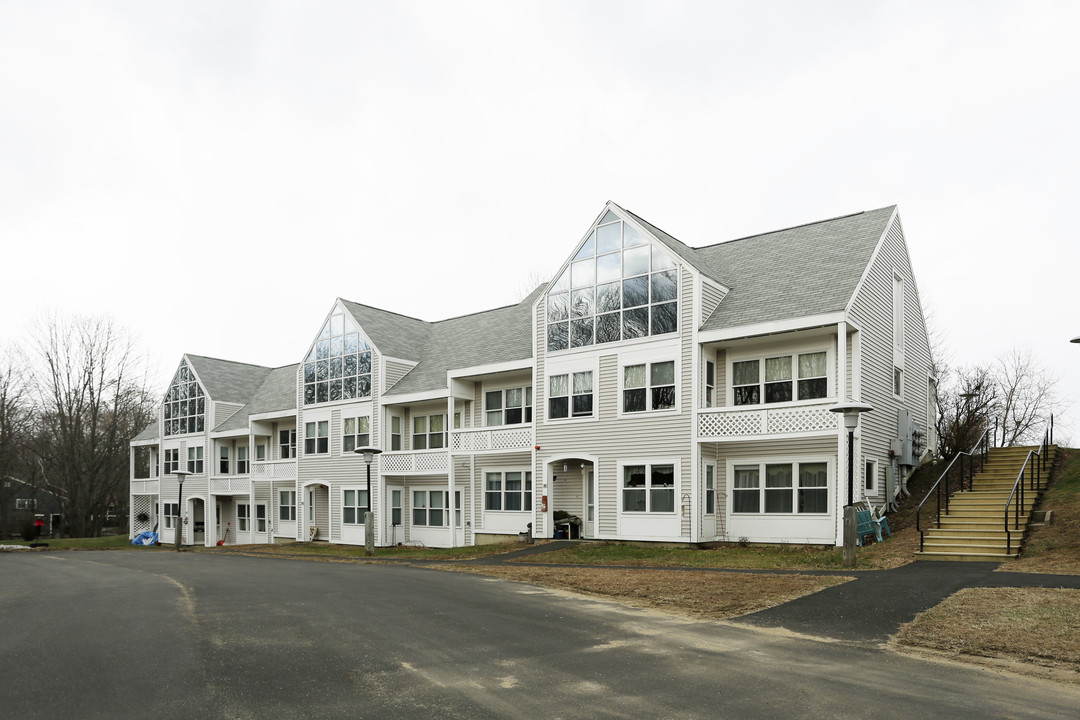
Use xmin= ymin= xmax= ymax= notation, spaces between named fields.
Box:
xmin=303 ymin=311 xmax=373 ymax=405
xmin=163 ymin=359 xmax=205 ymax=436
xmin=547 ymin=214 xmax=678 ymax=351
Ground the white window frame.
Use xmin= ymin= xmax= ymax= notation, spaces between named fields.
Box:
xmin=483 ymin=469 xmax=533 ymax=513
xmin=547 ymin=371 xmax=594 ymax=420
xmin=219 ymin=445 xmax=230 ymax=475
xmin=389 ymin=413 xmax=403 ymax=451
xmin=255 ymin=444 xmax=266 ymax=462
xmin=728 ymin=456 xmax=832 ymax=516
xmin=237 ymin=503 xmax=250 ymax=532
xmin=704 ymin=462 xmax=716 ymax=515
xmin=304 ymin=419 xmax=329 ymax=455
xmin=279 ymin=490 xmax=296 ymax=521
xmin=279 ymin=429 xmax=296 ymax=459
xmin=705 ymin=358 xmax=716 ymax=408
xmin=893 ymin=271 xmax=905 ymax=399
xmin=618 ymin=460 xmax=678 ymax=514
xmin=484 ymin=385 xmax=533 ymax=426
xmin=621 ymin=361 xmax=676 ymax=415
xmin=187 ymin=446 xmax=204 ymax=474
xmin=411 ymin=489 xmax=447 ymax=527
xmin=15 ymin=498 xmax=35 ymax=510
xmin=342 ymin=488 xmax=370 ymax=524
xmin=237 ymin=445 xmax=248 ymax=474
xmin=163 ymin=448 xmax=180 ymax=475
xmin=411 ymin=413 xmax=445 ymax=450
xmin=864 ymin=458 xmax=879 ymax=495
xmin=343 ymin=416 xmax=371 ymax=453
xmin=255 ymin=503 xmax=267 ymax=533
xmin=163 ymin=502 xmax=180 ymax=529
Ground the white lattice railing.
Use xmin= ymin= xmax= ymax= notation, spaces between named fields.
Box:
xmin=451 ymin=426 xmax=533 ymax=453
xmin=210 ymin=477 xmax=251 ymax=494
xmin=130 ymin=480 xmax=159 ymax=495
xmin=251 ymin=461 xmax=297 ymax=480
xmin=381 ymin=450 xmax=449 ymax=475
xmin=698 ymin=403 xmax=837 ymax=439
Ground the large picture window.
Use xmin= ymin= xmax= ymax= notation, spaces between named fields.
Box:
xmin=163 ymin=359 xmax=205 ymax=436
xmin=732 ymin=351 xmax=828 ymax=406
xmin=732 ymin=460 xmax=829 ymax=514
xmin=303 ymin=312 xmax=373 ymax=405
xmin=546 ymin=212 xmax=678 ymax=351
xmin=412 ymin=490 xmax=445 ymax=526
xmin=623 ymin=361 xmax=675 ymax=413
xmin=622 ymin=464 xmax=675 ymax=513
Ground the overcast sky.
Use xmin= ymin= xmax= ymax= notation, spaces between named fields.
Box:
xmin=2 ymin=1 xmax=1077 ymax=438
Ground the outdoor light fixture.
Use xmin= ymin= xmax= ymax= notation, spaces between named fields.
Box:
xmin=829 ymin=401 xmax=873 ymax=567
xmin=354 ymin=446 xmax=382 ymax=556
xmin=1071 ymin=336 xmax=1080 ymax=344
xmin=173 ymin=468 xmax=191 ymax=552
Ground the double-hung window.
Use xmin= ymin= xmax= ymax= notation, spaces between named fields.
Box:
xmin=343 ymin=417 xmax=370 ymax=453
xmin=237 ymin=504 xmax=250 ymax=531
xmin=255 ymin=504 xmax=267 ymax=533
xmin=304 ymin=421 xmax=329 ymax=455
xmin=237 ymin=446 xmax=248 ymax=474
xmin=412 ymin=414 xmax=445 ymax=450
xmin=484 ymin=471 xmax=533 ymax=511
xmin=187 ymin=446 xmax=203 ymax=473
xmin=390 ymin=416 xmax=402 ymax=451
xmin=732 ymin=351 xmax=828 ymax=406
xmin=732 ymin=460 xmax=829 ymax=514
xmin=705 ymin=464 xmax=716 ymax=515
xmin=623 ymin=361 xmax=675 ymax=413
xmin=548 ymin=372 xmax=593 ymax=419
xmin=163 ymin=448 xmax=179 ymax=474
xmin=219 ymin=446 xmax=230 ymax=475
xmin=705 ymin=360 xmax=715 ymax=407
xmin=279 ymin=429 xmax=296 ymax=459
xmin=163 ymin=502 xmax=180 ymax=529
xmin=622 ymin=464 xmax=675 ymax=513
xmin=342 ymin=489 xmax=370 ymax=523
xmin=485 ymin=387 xmax=533 ymax=425
xmin=279 ymin=491 xmax=296 ymax=521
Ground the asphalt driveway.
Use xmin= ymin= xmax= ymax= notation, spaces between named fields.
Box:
xmin=2 ymin=551 xmax=1077 ymax=719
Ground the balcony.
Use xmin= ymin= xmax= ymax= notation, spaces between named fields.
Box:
xmin=451 ymin=425 xmax=533 ymax=453
xmin=131 ymin=479 xmax=159 ymax=495
xmin=698 ymin=402 xmax=837 ymax=440
xmin=251 ymin=460 xmax=296 ymax=480
xmin=381 ymin=450 xmax=449 ymax=475
xmin=210 ymin=477 xmax=251 ymax=494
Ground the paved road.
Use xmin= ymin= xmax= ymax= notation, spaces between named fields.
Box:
xmin=2 ymin=551 xmax=1077 ymax=719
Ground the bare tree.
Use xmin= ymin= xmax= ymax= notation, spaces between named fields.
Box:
xmin=0 ymin=347 xmax=33 ymax=533
xmin=996 ymin=348 xmax=1059 ymax=446
xmin=26 ymin=314 xmax=156 ymax=537
xmin=935 ymin=365 xmax=997 ymax=458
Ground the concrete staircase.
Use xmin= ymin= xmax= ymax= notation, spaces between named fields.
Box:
xmin=915 ymin=445 xmax=1056 ymax=562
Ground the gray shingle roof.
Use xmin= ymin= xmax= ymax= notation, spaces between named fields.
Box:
xmin=186 ymin=355 xmax=274 ymax=405
xmin=133 ymin=420 xmax=158 ymax=442
xmin=696 ymin=206 xmax=896 ymax=331
xmin=340 ymin=285 xmax=545 ymax=397
xmin=213 ymin=364 xmax=299 ymax=433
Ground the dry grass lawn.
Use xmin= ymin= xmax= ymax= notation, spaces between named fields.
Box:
xmin=895 ymin=587 xmax=1080 ymax=675
xmin=438 ymin=564 xmax=851 ymax=620
xmin=1007 ymin=448 xmax=1080 ymax=574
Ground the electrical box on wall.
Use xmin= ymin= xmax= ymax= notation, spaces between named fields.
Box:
xmin=893 ymin=408 xmax=923 ymax=467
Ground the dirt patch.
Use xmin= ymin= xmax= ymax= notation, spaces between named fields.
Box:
xmin=894 ymin=587 xmax=1080 ymax=677
xmin=434 ymin=565 xmax=851 ymax=620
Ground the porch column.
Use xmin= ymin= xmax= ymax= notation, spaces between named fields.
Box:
xmin=835 ymin=321 xmax=848 ymax=547
xmin=448 ymin=394 xmax=456 ymax=548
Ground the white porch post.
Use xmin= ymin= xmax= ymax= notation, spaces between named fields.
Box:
xmin=448 ymin=394 xmax=456 ymax=548
xmin=836 ymin=321 xmax=848 ymax=547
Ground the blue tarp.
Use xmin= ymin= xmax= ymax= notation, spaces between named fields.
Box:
xmin=131 ymin=531 xmax=158 ymax=545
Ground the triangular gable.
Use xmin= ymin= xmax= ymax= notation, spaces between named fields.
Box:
xmin=162 ymin=357 xmax=206 ymax=436
xmin=300 ymin=302 xmax=376 ymax=406
xmin=543 ymin=202 xmax=684 ymax=352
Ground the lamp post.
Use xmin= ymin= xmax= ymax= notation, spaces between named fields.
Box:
xmin=173 ymin=468 xmax=191 ymax=552
xmin=829 ymin=401 xmax=873 ymax=567
xmin=354 ymin=446 xmax=382 ymax=556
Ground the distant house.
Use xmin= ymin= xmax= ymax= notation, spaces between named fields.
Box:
xmin=1 ymin=477 xmax=63 ymax=538
xmin=130 ymin=202 xmax=935 ymax=548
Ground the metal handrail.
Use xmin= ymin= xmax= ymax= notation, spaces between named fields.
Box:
xmin=916 ymin=427 xmax=992 ymax=552
xmin=1003 ymin=414 xmax=1054 ymax=555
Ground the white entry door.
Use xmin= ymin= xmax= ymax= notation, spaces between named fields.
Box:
xmin=215 ymin=501 xmax=222 ymax=542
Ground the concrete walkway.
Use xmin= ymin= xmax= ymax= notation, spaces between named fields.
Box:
xmin=470 ymin=541 xmax=1080 ymax=645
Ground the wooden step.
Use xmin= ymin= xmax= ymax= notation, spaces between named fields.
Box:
xmin=915 ymin=550 xmax=1019 ymax=562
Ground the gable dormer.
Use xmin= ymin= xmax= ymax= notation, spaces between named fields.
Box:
xmin=301 ymin=303 xmax=375 ymax=406
xmin=163 ymin=358 xmax=206 ymax=436
xmin=545 ymin=205 xmax=680 ymax=353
